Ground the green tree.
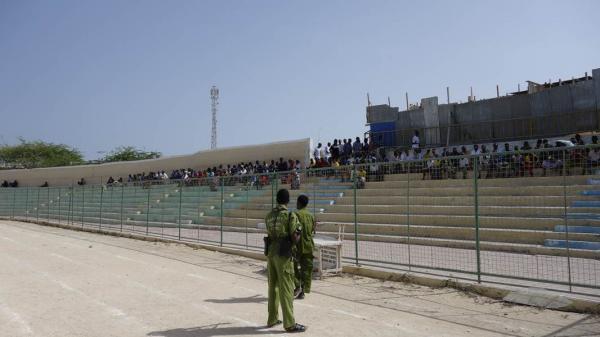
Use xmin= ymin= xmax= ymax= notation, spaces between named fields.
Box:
xmin=102 ymin=146 xmax=161 ymax=162
xmin=0 ymin=138 xmax=84 ymax=168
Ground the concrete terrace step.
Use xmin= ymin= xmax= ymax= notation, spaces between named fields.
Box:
xmin=544 ymin=239 xmax=600 ymax=250
xmin=334 ymin=196 xmax=582 ymax=207
xmin=554 ymin=225 xmax=600 ymax=234
xmin=366 ymin=175 xmax=595 ymax=188
xmin=325 ymin=204 xmax=579 ymax=217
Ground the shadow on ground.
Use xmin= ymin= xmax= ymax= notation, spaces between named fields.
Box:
xmin=147 ymin=323 xmax=276 ymax=337
xmin=204 ymin=295 xmax=267 ymax=304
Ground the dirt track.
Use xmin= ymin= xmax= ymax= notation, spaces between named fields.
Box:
xmin=1 ymin=220 xmax=598 ymax=337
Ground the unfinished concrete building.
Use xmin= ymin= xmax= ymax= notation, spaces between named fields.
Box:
xmin=367 ymin=68 xmax=600 ymax=148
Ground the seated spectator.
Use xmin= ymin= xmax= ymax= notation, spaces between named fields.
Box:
xmin=586 ymin=148 xmax=600 ymax=175
xmin=542 ymin=155 xmax=563 ymax=176
xmin=522 ymin=149 xmax=535 ymax=177
xmin=77 ymin=178 xmax=86 ymax=186
xmin=356 ymin=167 xmax=367 ymax=189
xmin=422 ymin=149 xmax=433 ymax=180
xmin=352 ymin=137 xmax=362 ymax=157
xmin=458 ymin=146 xmax=469 ymax=179
xmin=106 ymin=176 xmax=115 ymax=185
xmin=1 ymin=180 xmax=8 ymax=188
xmin=471 ymin=145 xmax=482 ymax=178
xmin=487 ymin=143 xmax=499 ymax=178
xmin=10 ymin=180 xmax=18 ymax=187
xmin=592 ymin=135 xmax=599 ymax=145
xmin=290 ymin=171 xmax=301 ymax=190
xmin=511 ymin=146 xmax=522 ymax=177
xmin=40 ymin=181 xmax=49 ymax=187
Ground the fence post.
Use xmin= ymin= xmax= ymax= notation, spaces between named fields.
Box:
xmin=271 ymin=173 xmax=275 ymax=209
xmin=178 ymin=181 xmax=183 ymax=240
xmin=81 ymin=185 xmax=85 ymax=227
xmin=245 ymin=183 xmax=249 ymax=249
xmin=473 ymin=156 xmax=481 ymax=283
xmin=311 ymin=168 xmax=317 ymax=215
xmin=146 ymin=185 xmax=151 ymax=235
xmin=407 ymin=161 xmax=412 ymax=271
xmin=11 ymin=188 xmax=16 ymax=220
xmin=99 ymin=185 xmax=104 ymax=230
xmin=36 ymin=188 xmax=40 ymax=222
xmin=25 ymin=187 xmax=29 ymax=221
xmin=47 ymin=187 xmax=50 ymax=222
xmin=120 ymin=184 xmax=124 ymax=232
xmin=68 ymin=185 xmax=73 ymax=225
xmin=58 ymin=187 xmax=62 ymax=224
xmin=220 ymin=177 xmax=224 ymax=247
xmin=562 ymin=149 xmax=573 ymax=292
xmin=353 ymin=164 xmax=359 ymax=266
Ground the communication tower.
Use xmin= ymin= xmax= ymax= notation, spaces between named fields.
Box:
xmin=210 ymin=86 xmax=219 ymax=149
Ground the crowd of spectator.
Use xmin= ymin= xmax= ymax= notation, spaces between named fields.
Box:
xmin=99 ymin=158 xmax=304 ymax=190
xmin=4 ymin=132 xmax=600 ymax=189
xmin=378 ymin=133 xmax=600 ymax=180
xmin=309 ymin=137 xmax=378 ymax=169
xmin=1 ymin=180 xmax=18 ymax=188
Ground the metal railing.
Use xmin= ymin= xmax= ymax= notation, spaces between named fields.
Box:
xmin=1 ymin=145 xmax=599 ymax=297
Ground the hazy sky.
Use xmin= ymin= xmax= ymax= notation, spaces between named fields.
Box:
xmin=1 ymin=0 xmax=599 ymax=159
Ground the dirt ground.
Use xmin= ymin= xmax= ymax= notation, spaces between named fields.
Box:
xmin=1 ymin=220 xmax=599 ymax=337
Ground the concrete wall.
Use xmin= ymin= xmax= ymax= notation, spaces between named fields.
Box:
xmin=0 ymin=138 xmax=311 ymax=187
xmin=422 ymin=97 xmax=441 ymax=145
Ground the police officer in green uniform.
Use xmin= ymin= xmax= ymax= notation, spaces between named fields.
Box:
xmin=265 ymin=189 xmax=306 ymax=333
xmin=293 ymin=195 xmax=315 ymax=299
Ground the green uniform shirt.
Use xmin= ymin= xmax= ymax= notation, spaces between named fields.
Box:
xmin=295 ymin=208 xmax=315 ymax=256
xmin=265 ymin=205 xmax=301 ymax=257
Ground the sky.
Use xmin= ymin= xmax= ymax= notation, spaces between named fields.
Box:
xmin=1 ymin=0 xmax=599 ymax=160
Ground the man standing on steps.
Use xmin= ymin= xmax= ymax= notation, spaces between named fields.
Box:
xmin=293 ymin=195 xmax=315 ymax=300
xmin=265 ymin=189 xmax=306 ymax=333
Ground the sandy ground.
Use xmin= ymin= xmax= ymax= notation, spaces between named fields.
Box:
xmin=1 ymin=220 xmax=599 ymax=337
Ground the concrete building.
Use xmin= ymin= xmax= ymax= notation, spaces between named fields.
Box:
xmin=367 ymin=68 xmax=600 ymax=148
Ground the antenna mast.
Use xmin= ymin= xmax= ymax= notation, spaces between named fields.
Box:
xmin=210 ymin=86 xmax=219 ymax=149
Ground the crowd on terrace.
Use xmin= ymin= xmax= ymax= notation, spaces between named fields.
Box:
xmin=308 ymin=132 xmax=600 ymax=182
xmin=2 ymin=132 xmax=600 ymax=189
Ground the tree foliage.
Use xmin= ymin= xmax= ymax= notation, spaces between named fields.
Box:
xmin=0 ymin=138 xmax=84 ymax=169
xmin=102 ymin=146 xmax=161 ymax=162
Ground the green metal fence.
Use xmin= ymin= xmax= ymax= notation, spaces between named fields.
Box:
xmin=1 ymin=145 xmax=600 ymax=297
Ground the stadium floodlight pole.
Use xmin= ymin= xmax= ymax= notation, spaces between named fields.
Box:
xmin=210 ymin=86 xmax=219 ymax=150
